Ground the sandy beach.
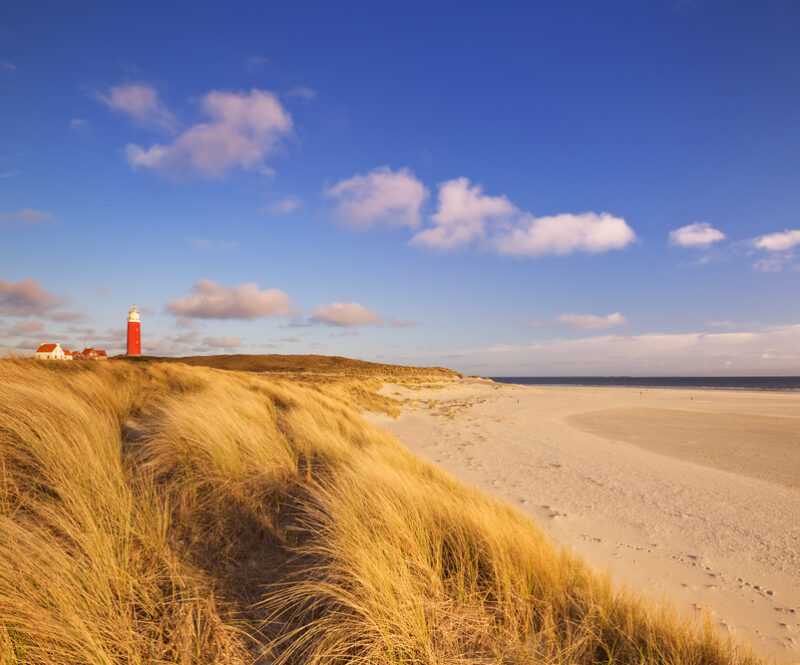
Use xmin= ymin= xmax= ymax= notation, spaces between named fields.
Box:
xmin=367 ymin=380 xmax=800 ymax=662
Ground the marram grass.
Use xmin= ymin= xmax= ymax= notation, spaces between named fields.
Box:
xmin=0 ymin=359 xmax=758 ymax=664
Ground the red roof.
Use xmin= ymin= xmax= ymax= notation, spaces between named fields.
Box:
xmin=36 ymin=343 xmax=58 ymax=353
xmin=62 ymin=348 xmax=71 ymax=355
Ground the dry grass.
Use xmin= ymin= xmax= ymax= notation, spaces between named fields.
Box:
xmin=0 ymin=358 xmax=759 ymax=664
xmin=118 ymin=353 xmax=461 ymax=382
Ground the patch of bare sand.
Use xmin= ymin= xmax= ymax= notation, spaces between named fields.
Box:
xmin=367 ymin=380 xmax=800 ymax=663
xmin=569 ymin=407 xmax=800 ymax=489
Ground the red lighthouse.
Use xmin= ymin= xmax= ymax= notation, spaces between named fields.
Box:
xmin=127 ymin=304 xmax=141 ymax=355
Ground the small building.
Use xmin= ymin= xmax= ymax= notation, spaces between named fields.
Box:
xmin=82 ymin=348 xmax=108 ymax=360
xmin=35 ymin=343 xmax=66 ymax=360
xmin=62 ymin=348 xmax=73 ymax=361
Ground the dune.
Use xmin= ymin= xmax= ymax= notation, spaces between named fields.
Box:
xmin=369 ymin=379 xmax=800 ymax=662
xmin=0 ymin=357 xmax=770 ymax=664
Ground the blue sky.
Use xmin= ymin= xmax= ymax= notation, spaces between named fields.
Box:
xmin=1 ymin=1 xmax=799 ymax=374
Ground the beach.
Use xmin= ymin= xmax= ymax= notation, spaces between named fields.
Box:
xmin=368 ymin=379 xmax=800 ymax=662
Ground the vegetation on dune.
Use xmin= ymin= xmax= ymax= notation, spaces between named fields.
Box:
xmin=119 ymin=353 xmax=461 ymax=381
xmin=0 ymin=358 xmax=758 ymax=664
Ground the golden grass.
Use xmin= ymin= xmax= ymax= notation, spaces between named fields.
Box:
xmin=0 ymin=358 xmax=759 ymax=664
xmin=119 ymin=353 xmax=461 ymax=381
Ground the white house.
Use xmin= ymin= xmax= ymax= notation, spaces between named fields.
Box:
xmin=35 ymin=343 xmax=66 ymax=360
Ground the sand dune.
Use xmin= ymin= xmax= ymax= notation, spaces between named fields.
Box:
xmin=368 ymin=380 xmax=800 ymax=662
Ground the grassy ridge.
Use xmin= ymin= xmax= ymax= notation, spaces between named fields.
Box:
xmin=118 ymin=353 xmax=461 ymax=380
xmin=0 ymin=359 xmax=757 ymax=664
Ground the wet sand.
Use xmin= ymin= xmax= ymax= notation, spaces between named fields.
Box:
xmin=367 ymin=380 xmax=800 ymax=662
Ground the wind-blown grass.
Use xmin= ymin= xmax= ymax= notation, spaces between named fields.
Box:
xmin=0 ymin=359 xmax=758 ymax=664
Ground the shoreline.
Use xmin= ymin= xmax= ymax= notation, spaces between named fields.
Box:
xmin=368 ymin=379 xmax=800 ymax=662
xmin=490 ymin=377 xmax=800 ymax=394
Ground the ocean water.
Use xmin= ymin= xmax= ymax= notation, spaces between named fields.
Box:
xmin=490 ymin=376 xmax=800 ymax=392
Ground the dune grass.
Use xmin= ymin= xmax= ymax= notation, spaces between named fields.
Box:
xmin=0 ymin=358 xmax=758 ymax=664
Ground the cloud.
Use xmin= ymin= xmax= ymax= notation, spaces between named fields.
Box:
xmin=388 ymin=317 xmax=416 ymax=328
xmin=141 ymin=331 xmax=241 ymax=356
xmin=754 ymin=229 xmax=800 ymax=252
xmin=324 ymin=167 xmax=427 ymax=229
xmin=286 ymin=86 xmax=317 ymax=101
xmin=11 ymin=320 xmax=44 ymax=335
xmin=752 ymin=255 xmax=791 ymax=272
xmin=0 ymin=279 xmax=66 ymax=316
xmin=125 ymin=89 xmax=292 ymax=179
xmin=332 ymin=170 xmax=635 ymax=258
xmin=49 ymin=311 xmax=89 ymax=322
xmin=749 ymin=228 xmax=800 ymax=271
xmin=246 ymin=55 xmax=269 ymax=73
xmin=492 ymin=212 xmax=636 ymax=257
xmin=267 ymin=195 xmax=303 ymax=214
xmin=166 ymin=279 xmax=292 ymax=319
xmin=422 ymin=324 xmax=800 ymax=375
xmin=411 ymin=177 xmax=515 ymax=249
xmin=550 ymin=312 xmax=628 ymax=331
xmin=0 ymin=60 xmax=16 ymax=74
xmin=186 ymin=238 xmax=238 ymax=250
xmin=669 ymin=222 xmax=726 ymax=248
xmin=202 ymin=336 xmax=241 ymax=348
xmin=312 ymin=302 xmax=382 ymax=327
xmin=96 ymin=83 xmax=177 ymax=131
xmin=0 ymin=208 xmax=55 ymax=225
xmin=69 ymin=118 xmax=92 ymax=132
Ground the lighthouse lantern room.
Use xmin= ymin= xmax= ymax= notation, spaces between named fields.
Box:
xmin=127 ymin=305 xmax=142 ymax=355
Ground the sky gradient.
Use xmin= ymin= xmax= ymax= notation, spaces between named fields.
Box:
xmin=1 ymin=1 xmax=799 ymax=375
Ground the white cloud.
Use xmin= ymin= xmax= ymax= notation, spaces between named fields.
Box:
xmin=388 ymin=317 xmax=416 ymax=328
xmin=411 ymin=177 xmax=515 ymax=249
xmin=332 ymin=169 xmax=635 ymax=257
xmin=286 ymin=86 xmax=317 ymax=101
xmin=246 ymin=55 xmax=270 ymax=73
xmin=0 ymin=279 xmax=66 ymax=316
xmin=0 ymin=60 xmax=17 ymax=74
xmin=669 ymin=222 xmax=726 ymax=247
xmin=493 ymin=212 xmax=636 ymax=257
xmin=166 ymin=279 xmax=292 ymax=319
xmin=202 ymin=336 xmax=241 ymax=349
xmin=11 ymin=320 xmax=44 ymax=335
xmin=186 ymin=238 xmax=238 ymax=250
xmin=126 ymin=89 xmax=292 ymax=179
xmin=96 ymin=83 xmax=178 ymax=131
xmin=69 ymin=118 xmax=91 ymax=132
xmin=750 ymin=229 xmax=800 ymax=271
xmin=267 ymin=195 xmax=303 ymax=214
xmin=312 ymin=302 xmax=382 ymax=327
xmin=421 ymin=324 xmax=800 ymax=375
xmin=324 ymin=167 xmax=427 ymax=229
xmin=752 ymin=255 xmax=790 ymax=273
xmin=754 ymin=229 xmax=800 ymax=252
xmin=550 ymin=312 xmax=628 ymax=331
xmin=49 ymin=311 xmax=89 ymax=322
xmin=0 ymin=208 xmax=55 ymax=225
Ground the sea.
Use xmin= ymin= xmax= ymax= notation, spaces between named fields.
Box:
xmin=490 ymin=376 xmax=800 ymax=392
